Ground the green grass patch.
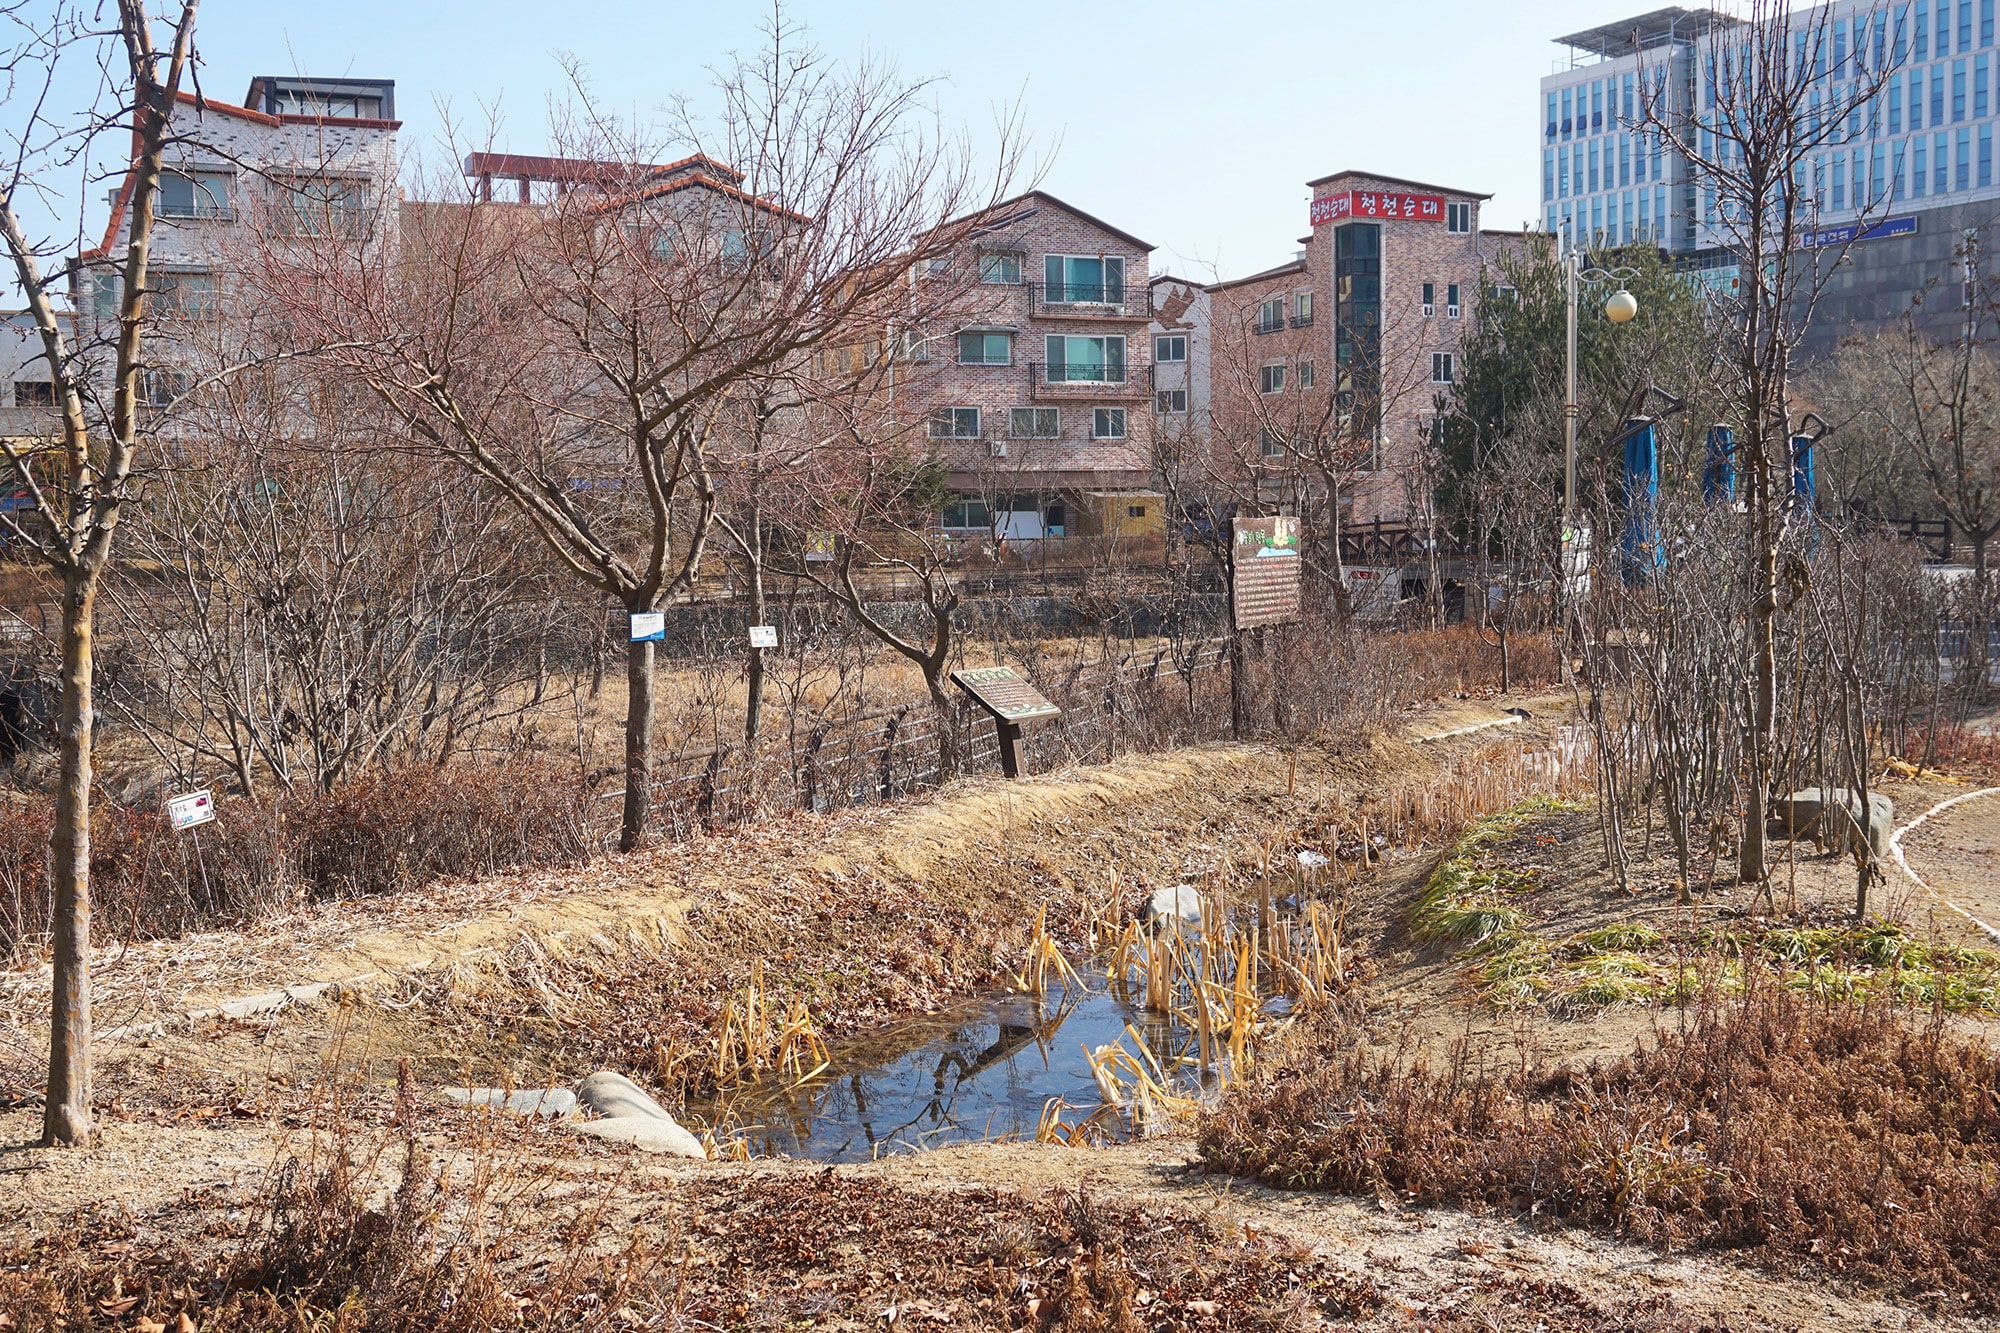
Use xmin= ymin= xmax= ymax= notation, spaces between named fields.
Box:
xmin=1415 ymin=801 xmax=2000 ymax=1016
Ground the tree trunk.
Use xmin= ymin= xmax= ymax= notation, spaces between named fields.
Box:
xmin=1740 ymin=458 xmax=1778 ymax=887
xmin=744 ymin=549 xmax=766 ymax=747
xmin=926 ymin=671 xmax=960 ymax=780
xmin=43 ymin=565 xmax=96 ymax=1148
xmin=620 ymin=633 xmax=656 ymax=853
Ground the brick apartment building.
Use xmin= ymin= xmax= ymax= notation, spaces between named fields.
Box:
xmin=1200 ymin=170 xmax=1537 ymax=526
xmin=911 ymin=192 xmax=1162 ymax=542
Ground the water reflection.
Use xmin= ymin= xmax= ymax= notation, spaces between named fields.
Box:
xmin=684 ymin=977 xmax=1218 ymax=1161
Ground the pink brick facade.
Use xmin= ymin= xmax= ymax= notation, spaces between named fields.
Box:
xmin=1206 ymin=171 xmax=1539 ymax=525
xmin=902 ymin=192 xmax=1154 ymax=537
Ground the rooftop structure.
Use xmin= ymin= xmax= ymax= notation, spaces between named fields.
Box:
xmin=1554 ymin=6 xmax=1742 ymax=60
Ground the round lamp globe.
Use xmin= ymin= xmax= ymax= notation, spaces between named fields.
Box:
xmin=1605 ymin=289 xmax=1639 ymax=324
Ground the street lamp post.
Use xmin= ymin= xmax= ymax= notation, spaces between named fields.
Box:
xmin=1562 ymin=246 xmax=1641 ymax=529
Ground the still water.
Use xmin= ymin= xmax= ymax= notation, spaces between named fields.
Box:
xmin=680 ymin=973 xmax=1280 ymax=1161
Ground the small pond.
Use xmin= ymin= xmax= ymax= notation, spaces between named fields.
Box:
xmin=681 ymin=970 xmax=1287 ymax=1162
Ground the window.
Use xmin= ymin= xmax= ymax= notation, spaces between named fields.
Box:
xmin=273 ymin=90 xmax=381 ymax=118
xmin=1446 ymin=283 xmax=1461 ymax=319
xmin=956 ymin=331 xmax=1012 ymax=365
xmin=158 ymin=170 xmax=232 ymax=218
xmin=1258 ymin=429 xmax=1285 ymax=457
xmin=1298 ymin=360 xmax=1314 ymax=390
xmin=87 ymin=272 xmax=117 ymax=319
xmin=1091 ymin=407 xmax=1126 ymax=439
xmin=151 ymin=270 xmax=217 ymax=318
xmin=929 ymin=407 xmax=981 ymax=438
xmin=1256 ymin=297 xmax=1285 ymax=333
xmin=1045 ymin=334 xmax=1125 ymax=382
xmin=12 ymin=382 xmax=54 ymax=408
xmin=1292 ymin=290 xmax=1314 ymax=325
xmin=942 ymin=497 xmax=990 ymax=529
xmin=926 ymin=255 xmax=953 ymax=276
xmin=1260 ymin=362 xmax=1286 ymax=394
xmin=141 ymin=368 xmax=191 ymax=407
xmin=1421 ymin=282 xmax=1435 ymax=317
xmin=1431 ymin=353 xmax=1455 ymax=384
xmin=274 ymin=176 xmax=369 ymax=237
xmin=979 ymin=251 xmax=1022 ymax=284
xmin=1010 ymin=407 xmax=1060 ymax=438
xmin=1157 ymin=388 xmax=1187 ymax=413
xmin=1044 ymin=254 xmax=1125 ymax=303
xmin=1446 ymin=201 xmax=1473 ymax=233
xmin=1127 ymin=504 xmax=1147 ymax=519
xmin=1495 ymin=284 xmax=1518 ymax=301
xmin=1153 ymin=334 xmax=1187 ymax=362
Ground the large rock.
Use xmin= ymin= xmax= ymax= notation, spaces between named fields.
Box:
xmin=1770 ymin=787 xmax=1895 ymax=857
xmin=441 ymin=1087 xmax=577 ymax=1119
xmin=568 ymin=1070 xmax=706 ymax=1158
xmin=1138 ymin=883 xmax=1203 ymax=928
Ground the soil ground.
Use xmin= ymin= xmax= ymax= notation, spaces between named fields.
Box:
xmin=4 ymin=692 xmax=1999 ymax=1329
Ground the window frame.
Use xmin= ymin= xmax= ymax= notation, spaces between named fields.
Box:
xmin=929 ymin=406 xmax=983 ymax=439
xmin=1090 ymin=407 xmax=1128 ymax=440
xmin=1009 ymin=407 xmax=1060 ymax=439
xmin=1259 ymin=361 xmax=1287 ymax=395
xmin=1256 ymin=296 xmax=1286 ymax=334
xmin=1292 ymin=290 xmax=1315 ymax=326
xmin=157 ymin=169 xmax=234 ymax=219
xmin=1431 ymin=352 xmax=1455 ymax=385
xmin=1153 ymin=333 xmax=1187 ymax=362
xmin=1446 ymin=201 xmax=1473 ymax=233
xmin=1446 ymin=283 xmax=1461 ymax=319
xmin=1042 ymin=253 xmax=1127 ymax=304
xmin=1156 ymin=388 xmax=1188 ymax=414
xmin=1421 ymin=282 xmax=1436 ymax=317
xmin=1297 ymin=359 xmax=1315 ymax=390
xmin=955 ymin=330 xmax=1013 ymax=366
xmin=979 ymin=251 xmax=1023 ymax=284
xmin=1045 ymin=334 xmax=1127 ymax=383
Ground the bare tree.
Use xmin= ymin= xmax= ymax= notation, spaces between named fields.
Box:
xmin=1638 ymin=0 xmax=1891 ymax=885
xmin=0 ymin=0 xmax=199 ymax=1147
xmin=275 ymin=17 xmax=1015 ymax=849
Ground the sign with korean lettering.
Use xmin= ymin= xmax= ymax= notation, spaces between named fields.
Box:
xmin=951 ymin=666 xmax=1061 ymax=724
xmin=1797 ymin=215 xmax=1918 ymax=249
xmin=629 ymin=611 xmax=666 ymax=642
xmin=1231 ymin=515 xmax=1303 ymax=630
xmin=167 ymin=790 xmax=215 ymax=831
xmin=1310 ymin=189 xmax=1446 ymax=227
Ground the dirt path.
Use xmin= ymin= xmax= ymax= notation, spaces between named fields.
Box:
xmin=1896 ymin=787 xmax=2000 ymax=943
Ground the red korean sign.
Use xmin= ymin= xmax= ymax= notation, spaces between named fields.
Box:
xmin=1309 ymin=189 xmax=1446 ymax=226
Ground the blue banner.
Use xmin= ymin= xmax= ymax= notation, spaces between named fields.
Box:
xmin=1798 ymin=215 xmax=1918 ymax=248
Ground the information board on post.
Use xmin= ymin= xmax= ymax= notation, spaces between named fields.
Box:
xmin=167 ymin=790 xmax=215 ymax=831
xmin=950 ymin=666 xmax=1061 ymax=724
xmin=1231 ymin=515 xmax=1303 ymax=630
xmin=629 ymin=611 xmax=666 ymax=643
xmin=748 ymin=625 xmax=778 ymax=649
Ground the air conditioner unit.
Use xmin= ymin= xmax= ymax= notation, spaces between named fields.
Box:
xmin=987 ymin=439 xmax=1008 ymax=458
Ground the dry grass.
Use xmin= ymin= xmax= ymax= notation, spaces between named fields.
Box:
xmin=1199 ymin=976 xmax=2000 ymax=1309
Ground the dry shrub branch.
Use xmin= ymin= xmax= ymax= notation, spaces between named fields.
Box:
xmin=1200 ymin=977 xmax=2000 ymax=1307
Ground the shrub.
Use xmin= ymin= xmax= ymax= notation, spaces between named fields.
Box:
xmin=1200 ymin=979 xmax=2000 ymax=1307
xmin=0 ymin=760 xmax=590 ymax=958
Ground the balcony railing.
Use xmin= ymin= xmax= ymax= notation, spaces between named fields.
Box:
xmin=1029 ymin=282 xmax=1148 ymax=317
xmin=1028 ymin=362 xmax=1152 ymax=399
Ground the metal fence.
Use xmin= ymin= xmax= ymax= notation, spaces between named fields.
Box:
xmin=619 ymin=636 xmax=1235 ymax=843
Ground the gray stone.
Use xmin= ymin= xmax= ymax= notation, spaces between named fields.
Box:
xmin=441 ymin=1087 xmax=577 ymax=1119
xmin=568 ymin=1114 xmax=707 ymax=1157
xmin=1138 ymin=883 xmax=1203 ymax=928
xmin=569 ymin=1070 xmax=706 ymax=1158
xmin=1770 ymin=787 xmax=1895 ymax=857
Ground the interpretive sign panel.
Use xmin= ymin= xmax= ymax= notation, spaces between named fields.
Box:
xmin=629 ymin=611 xmax=666 ymax=642
xmin=748 ymin=625 xmax=779 ymax=649
xmin=167 ymin=790 xmax=215 ymax=831
xmin=950 ymin=666 xmax=1061 ymax=724
xmin=1231 ymin=515 xmax=1302 ymax=630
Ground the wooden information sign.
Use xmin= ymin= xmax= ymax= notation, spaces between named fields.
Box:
xmin=951 ymin=666 xmax=1060 ymax=778
xmin=1231 ymin=515 xmax=1302 ymax=630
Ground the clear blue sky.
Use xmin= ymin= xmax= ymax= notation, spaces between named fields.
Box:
xmin=22 ymin=0 xmax=1640 ymax=285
